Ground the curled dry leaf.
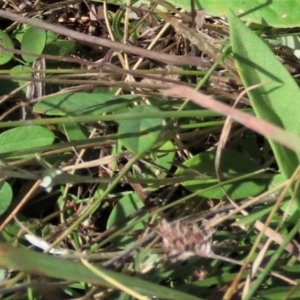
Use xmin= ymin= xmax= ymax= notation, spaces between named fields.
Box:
xmin=157 ymin=219 xmax=213 ymax=262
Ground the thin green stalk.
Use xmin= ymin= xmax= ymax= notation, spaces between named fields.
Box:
xmin=0 ymin=110 xmax=224 ymax=129
xmin=244 ymin=220 xmax=300 ymax=299
xmin=195 ymin=59 xmax=220 ymax=91
xmin=47 ymin=147 xmax=154 ymax=250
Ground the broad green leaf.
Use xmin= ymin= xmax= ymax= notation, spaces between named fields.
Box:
xmin=0 ymin=125 xmax=55 ymax=156
xmin=13 ymin=23 xmax=29 ymax=43
xmin=21 ymin=27 xmax=46 ymax=63
xmin=133 ymin=140 xmax=175 ymax=181
xmin=229 ymin=11 xmax=300 ymax=204
xmin=0 ymin=65 xmax=31 ymax=96
xmin=118 ymin=105 xmax=162 ymax=155
xmin=154 ymin=141 xmax=175 ymax=174
xmin=10 ymin=65 xmax=32 ymax=81
xmin=9 ymin=65 xmax=32 ymax=94
xmin=107 ymin=193 xmax=147 ymax=248
xmin=189 ymin=0 xmax=300 ymax=28
xmin=58 ymin=123 xmax=89 ymax=140
xmin=0 ymin=182 xmax=13 ymax=216
xmin=176 ymin=149 xmax=268 ymax=200
xmin=92 ymin=0 xmax=300 ymax=28
xmin=235 ymin=131 xmax=260 ymax=158
xmin=0 ymin=245 xmax=201 ymax=300
xmin=33 ymin=92 xmax=139 ymax=116
xmin=45 ymin=30 xmax=57 ymax=44
xmin=44 ymin=40 xmax=75 ymax=57
xmin=0 ymin=29 xmax=14 ymax=65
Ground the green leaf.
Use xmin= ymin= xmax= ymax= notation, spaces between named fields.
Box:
xmin=106 ymin=193 xmax=147 ymax=248
xmin=190 ymin=0 xmax=300 ymax=28
xmin=0 ymin=65 xmax=31 ymax=96
xmin=176 ymin=149 xmax=267 ymax=200
xmin=118 ymin=105 xmax=162 ymax=155
xmin=33 ymin=92 xmax=139 ymax=116
xmin=0 ymin=125 xmax=55 ymax=156
xmin=153 ymin=141 xmax=175 ymax=175
xmin=13 ymin=23 xmax=29 ymax=43
xmin=21 ymin=27 xmax=46 ymax=63
xmin=58 ymin=123 xmax=89 ymax=141
xmin=9 ymin=65 xmax=32 ymax=93
xmin=92 ymin=0 xmax=300 ymax=28
xmin=133 ymin=140 xmax=175 ymax=181
xmin=0 ymin=29 xmax=14 ymax=65
xmin=229 ymin=11 xmax=300 ymax=204
xmin=0 ymin=245 xmax=201 ymax=300
xmin=44 ymin=40 xmax=76 ymax=57
xmin=45 ymin=31 xmax=58 ymax=44
xmin=0 ymin=182 xmax=13 ymax=216
xmin=256 ymin=287 xmax=300 ymax=299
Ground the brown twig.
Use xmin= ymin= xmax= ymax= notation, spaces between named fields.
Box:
xmin=0 ymin=10 xmax=211 ymax=68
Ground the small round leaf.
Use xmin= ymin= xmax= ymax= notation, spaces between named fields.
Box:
xmin=118 ymin=105 xmax=162 ymax=154
xmin=0 ymin=29 xmax=14 ymax=65
xmin=0 ymin=182 xmax=13 ymax=215
xmin=21 ymin=27 xmax=46 ymax=63
xmin=0 ymin=125 xmax=55 ymax=157
xmin=107 ymin=193 xmax=146 ymax=248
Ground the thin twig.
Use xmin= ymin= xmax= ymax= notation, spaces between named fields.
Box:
xmin=0 ymin=10 xmax=212 ymax=68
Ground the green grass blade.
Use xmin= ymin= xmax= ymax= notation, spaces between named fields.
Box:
xmin=228 ymin=10 xmax=300 ymax=204
xmin=0 ymin=245 xmax=201 ymax=300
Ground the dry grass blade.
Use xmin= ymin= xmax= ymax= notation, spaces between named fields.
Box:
xmin=1 ymin=3 xmax=300 ymax=299
xmin=163 ymin=86 xmax=300 ymax=154
xmin=0 ymin=9 xmax=210 ymax=67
